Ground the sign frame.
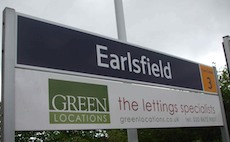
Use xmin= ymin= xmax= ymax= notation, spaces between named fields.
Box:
xmin=1 ymin=7 xmax=228 ymax=142
xmin=2 ymin=8 xmax=16 ymax=142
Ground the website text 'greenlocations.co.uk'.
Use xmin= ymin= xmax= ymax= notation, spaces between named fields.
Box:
xmin=120 ymin=116 xmax=179 ymax=124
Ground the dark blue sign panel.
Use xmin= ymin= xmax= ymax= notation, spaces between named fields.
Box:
xmin=17 ymin=15 xmax=203 ymax=91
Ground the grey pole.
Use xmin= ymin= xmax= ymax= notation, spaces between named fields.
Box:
xmin=114 ymin=0 xmax=138 ymax=142
xmin=223 ymin=36 xmax=230 ymax=72
xmin=114 ymin=0 xmax=127 ymax=41
xmin=214 ymin=68 xmax=230 ymax=142
xmin=2 ymin=8 xmax=16 ymax=142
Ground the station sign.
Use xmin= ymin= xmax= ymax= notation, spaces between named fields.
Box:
xmin=12 ymin=13 xmax=222 ymax=130
xmin=2 ymin=8 xmax=227 ymax=142
xmin=17 ymin=15 xmax=217 ymax=94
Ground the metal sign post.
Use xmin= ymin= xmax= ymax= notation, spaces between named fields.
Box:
xmin=214 ymin=68 xmax=230 ymax=142
xmin=114 ymin=0 xmax=138 ymax=142
xmin=2 ymin=8 xmax=16 ymax=142
xmin=223 ymin=36 xmax=230 ymax=73
xmin=222 ymin=36 xmax=230 ymax=142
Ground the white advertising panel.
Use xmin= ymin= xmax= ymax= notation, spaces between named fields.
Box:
xmin=15 ymin=68 xmax=223 ymax=130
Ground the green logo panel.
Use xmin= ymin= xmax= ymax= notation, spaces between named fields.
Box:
xmin=49 ymin=79 xmax=110 ymax=124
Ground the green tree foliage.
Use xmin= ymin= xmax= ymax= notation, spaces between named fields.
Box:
xmin=106 ymin=129 xmax=127 ymax=142
xmin=16 ymin=130 xmax=105 ymax=142
xmin=138 ymin=127 xmax=221 ymax=142
xmin=15 ymin=129 xmax=127 ymax=142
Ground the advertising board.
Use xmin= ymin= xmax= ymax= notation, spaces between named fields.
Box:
xmin=15 ymin=68 xmax=223 ymax=130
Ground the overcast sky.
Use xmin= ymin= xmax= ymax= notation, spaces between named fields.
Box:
xmin=1 ymin=0 xmax=230 ymax=71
